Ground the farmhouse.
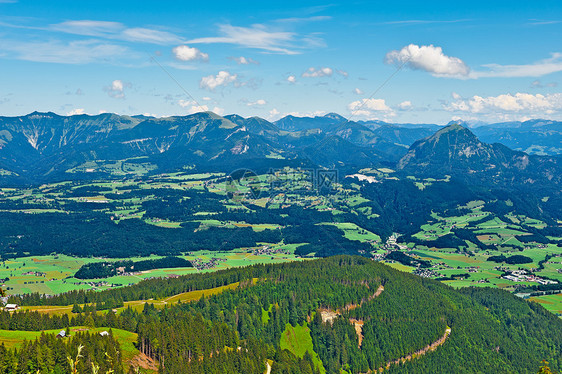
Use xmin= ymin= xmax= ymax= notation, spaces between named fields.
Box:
xmin=99 ymin=331 xmax=109 ymax=336
xmin=56 ymin=330 xmax=66 ymax=338
xmin=4 ymin=304 xmax=18 ymax=311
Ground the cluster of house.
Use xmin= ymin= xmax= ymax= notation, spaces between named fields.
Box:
xmin=191 ymin=257 xmax=227 ymax=270
xmin=21 ymin=271 xmax=46 ymax=277
xmin=502 ymin=270 xmax=558 ymax=285
xmin=115 ymin=266 xmax=142 ymax=277
xmin=74 ymin=280 xmax=123 ymax=290
xmin=383 ymin=235 xmax=408 ymax=250
xmin=413 ymin=268 xmax=439 ymax=278
xmin=252 ymin=245 xmax=290 ymax=257
xmin=56 ymin=330 xmax=110 ymax=339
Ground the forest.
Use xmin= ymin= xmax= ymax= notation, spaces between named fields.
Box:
xmin=74 ymin=257 xmax=193 ymax=279
xmin=3 ymin=256 xmax=562 ymax=373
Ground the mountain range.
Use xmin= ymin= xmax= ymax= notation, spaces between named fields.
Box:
xmin=0 ymin=111 xmax=560 ymax=189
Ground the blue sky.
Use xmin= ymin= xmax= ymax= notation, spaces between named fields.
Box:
xmin=1 ymin=0 xmax=562 ymax=123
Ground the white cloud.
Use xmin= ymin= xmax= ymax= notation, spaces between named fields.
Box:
xmin=287 ymin=75 xmax=297 ymax=83
xmin=302 ymin=67 xmax=333 ymax=77
xmin=347 ymin=98 xmax=392 ymax=118
xmin=209 ymin=106 xmax=225 ymax=115
xmin=188 ymin=24 xmax=316 ymax=55
xmin=284 ymin=110 xmax=327 ymax=118
xmin=247 ymin=99 xmax=267 ymax=107
xmin=104 ymin=79 xmax=130 ymax=99
xmin=268 ymin=108 xmax=281 ymax=120
xmin=172 ymin=45 xmax=208 ymax=61
xmin=385 ymin=44 xmax=470 ymax=77
xmin=398 ymin=101 xmax=413 ymax=110
xmin=444 ymin=92 xmax=562 ymax=115
xmin=178 ymin=99 xmax=224 ymax=115
xmin=67 ymin=108 xmax=86 ymax=116
xmin=386 ymin=44 xmax=562 ymax=80
xmin=353 ymin=88 xmax=363 ymax=95
xmin=199 ymin=71 xmax=237 ymax=91
xmin=178 ymin=99 xmax=195 ymax=108
xmin=230 ymin=56 xmax=259 ymax=65
xmin=451 ymin=92 xmax=462 ymax=100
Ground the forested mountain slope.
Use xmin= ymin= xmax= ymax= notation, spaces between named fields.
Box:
xmin=4 ymin=257 xmax=562 ymax=373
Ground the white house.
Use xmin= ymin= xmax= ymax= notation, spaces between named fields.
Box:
xmin=4 ymin=304 xmax=18 ymax=311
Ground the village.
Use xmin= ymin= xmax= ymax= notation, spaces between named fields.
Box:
xmin=501 ymin=269 xmax=559 ymax=285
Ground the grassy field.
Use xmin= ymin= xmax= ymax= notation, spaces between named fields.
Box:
xmin=0 ymin=246 xmax=301 ymax=296
xmin=529 ymin=293 xmax=562 ymax=316
xmin=280 ymin=322 xmax=325 ymax=374
xmin=19 ymin=282 xmax=241 ymax=316
xmin=1 ymin=169 xmax=561 ymax=319
xmin=0 ymin=326 xmax=139 ymax=368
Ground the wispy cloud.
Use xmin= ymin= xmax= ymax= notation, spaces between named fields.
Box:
xmin=188 ymin=24 xmax=323 ymax=55
xmin=274 ymin=16 xmax=332 ymax=23
xmin=381 ymin=19 xmax=471 ymax=25
xmin=50 ymin=20 xmax=123 ymax=37
xmin=0 ymin=39 xmax=130 ymax=64
xmin=121 ymin=28 xmax=182 ymax=44
xmin=471 ymin=53 xmax=562 ymax=78
xmin=528 ymin=19 xmax=562 ymax=26
xmin=51 ymin=20 xmax=183 ymax=45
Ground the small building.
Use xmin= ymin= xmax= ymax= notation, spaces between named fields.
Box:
xmin=56 ymin=330 xmax=66 ymax=338
xmin=4 ymin=304 xmax=18 ymax=311
xmin=99 ymin=331 xmax=109 ymax=336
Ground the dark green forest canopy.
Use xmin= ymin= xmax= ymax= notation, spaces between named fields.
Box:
xmin=4 ymin=257 xmax=562 ymax=373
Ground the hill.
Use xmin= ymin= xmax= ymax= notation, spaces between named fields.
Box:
xmin=3 ymin=256 xmax=562 ymax=373
xmin=397 ymin=123 xmax=562 ymax=188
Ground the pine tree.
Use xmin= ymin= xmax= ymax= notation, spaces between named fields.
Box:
xmin=538 ymin=360 xmax=555 ymax=374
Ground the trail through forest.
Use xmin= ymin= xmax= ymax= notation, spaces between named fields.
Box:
xmin=364 ymin=327 xmax=452 ymax=373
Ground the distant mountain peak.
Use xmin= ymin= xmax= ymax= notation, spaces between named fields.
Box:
xmin=396 ymin=123 xmax=561 ymax=187
xmin=323 ymin=112 xmax=346 ymax=121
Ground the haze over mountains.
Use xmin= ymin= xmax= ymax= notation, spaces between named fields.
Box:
xmin=0 ymin=111 xmax=560 ymax=187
